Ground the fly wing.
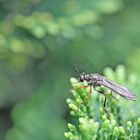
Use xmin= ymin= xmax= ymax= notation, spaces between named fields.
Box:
xmin=99 ymin=78 xmax=136 ymax=101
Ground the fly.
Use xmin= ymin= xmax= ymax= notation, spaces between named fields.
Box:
xmin=76 ymin=68 xmax=136 ymax=117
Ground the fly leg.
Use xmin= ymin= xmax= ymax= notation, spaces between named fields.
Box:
xmin=103 ymin=96 xmax=110 ymax=118
xmin=93 ymin=82 xmax=103 ymax=94
xmin=93 ymin=85 xmax=118 ymax=101
xmin=93 ymin=88 xmax=111 ymax=117
xmin=93 ymin=83 xmax=111 ymax=117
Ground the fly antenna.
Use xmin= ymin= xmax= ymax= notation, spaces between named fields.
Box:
xmin=75 ymin=67 xmax=80 ymax=74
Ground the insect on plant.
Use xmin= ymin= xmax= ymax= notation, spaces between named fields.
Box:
xmin=76 ymin=68 xmax=136 ymax=117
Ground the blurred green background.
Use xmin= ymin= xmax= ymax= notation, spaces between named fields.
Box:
xmin=0 ymin=0 xmax=140 ymax=140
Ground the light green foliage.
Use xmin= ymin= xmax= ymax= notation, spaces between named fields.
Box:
xmin=65 ymin=66 xmax=140 ymax=140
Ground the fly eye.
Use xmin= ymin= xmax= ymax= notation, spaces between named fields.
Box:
xmin=79 ymin=74 xmax=84 ymax=82
xmin=80 ymin=78 xmax=83 ymax=82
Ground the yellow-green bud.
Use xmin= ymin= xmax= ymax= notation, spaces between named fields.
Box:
xmin=69 ymin=103 xmax=78 ymax=112
xmin=103 ymin=120 xmax=110 ymax=128
xmin=102 ymin=114 xmax=107 ymax=121
xmin=113 ymin=127 xmax=119 ymax=135
xmin=68 ymin=123 xmax=76 ymax=130
xmin=66 ymin=98 xmax=73 ymax=104
xmin=76 ymin=98 xmax=82 ymax=105
xmin=119 ymin=126 xmax=126 ymax=135
xmin=64 ymin=132 xmax=74 ymax=139
xmin=70 ymin=77 xmax=78 ymax=84
xmin=127 ymin=121 xmax=132 ymax=128
xmin=94 ymin=122 xmax=99 ymax=129
xmin=79 ymin=118 xmax=86 ymax=124
xmin=137 ymin=118 xmax=140 ymax=126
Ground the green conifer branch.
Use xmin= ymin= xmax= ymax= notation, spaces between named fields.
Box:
xmin=65 ymin=66 xmax=140 ymax=140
